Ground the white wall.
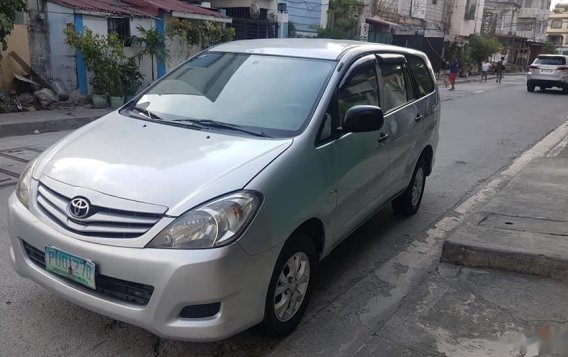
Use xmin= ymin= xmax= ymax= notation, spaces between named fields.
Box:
xmin=166 ymin=36 xmax=201 ymax=72
xmin=450 ymin=0 xmax=485 ymax=37
xmin=83 ymin=15 xmax=107 ymax=35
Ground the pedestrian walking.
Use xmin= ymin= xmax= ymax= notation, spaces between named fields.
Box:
xmin=448 ymin=55 xmax=459 ymax=91
xmin=480 ymin=60 xmax=490 ymax=83
xmin=496 ymin=57 xmax=505 ymax=83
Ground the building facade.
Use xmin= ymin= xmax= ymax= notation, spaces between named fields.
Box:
xmin=546 ymin=3 xmax=568 ymax=55
xmin=516 ymin=0 xmax=550 ymax=42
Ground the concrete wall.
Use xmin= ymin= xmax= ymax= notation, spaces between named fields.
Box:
xmin=27 ymin=0 xmax=53 ymax=84
xmin=450 ymin=0 xmax=485 ymax=37
xmin=46 ymin=2 xmax=76 ymax=94
xmin=0 ymin=20 xmax=31 ymax=92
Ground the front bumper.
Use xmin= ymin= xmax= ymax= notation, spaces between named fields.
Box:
xmin=7 ymin=193 xmax=281 ymax=341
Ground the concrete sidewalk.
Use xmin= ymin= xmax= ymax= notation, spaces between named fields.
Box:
xmin=355 ymin=128 xmax=568 ymax=356
xmin=437 ymin=72 xmax=526 ymax=85
xmin=0 ymin=107 xmax=110 ymax=139
xmin=442 ymin=137 xmax=568 ymax=280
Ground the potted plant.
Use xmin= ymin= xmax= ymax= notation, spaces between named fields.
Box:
xmin=120 ymin=57 xmax=144 ymax=103
xmin=65 ymin=29 xmax=129 ymax=108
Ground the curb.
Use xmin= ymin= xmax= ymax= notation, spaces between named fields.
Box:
xmin=0 ymin=115 xmax=100 ymax=139
xmin=441 ymin=239 xmax=568 ymax=282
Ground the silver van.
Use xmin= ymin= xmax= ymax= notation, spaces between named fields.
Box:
xmin=8 ymin=39 xmax=440 ymax=341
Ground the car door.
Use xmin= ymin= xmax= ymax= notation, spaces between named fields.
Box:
xmin=332 ymin=55 xmax=390 ymax=244
xmin=376 ymin=54 xmax=421 ymax=196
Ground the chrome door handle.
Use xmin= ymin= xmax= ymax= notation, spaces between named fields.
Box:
xmin=377 ymin=133 xmax=389 ymax=143
xmin=415 ymin=113 xmax=424 ymax=121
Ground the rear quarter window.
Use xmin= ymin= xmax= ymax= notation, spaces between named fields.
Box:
xmin=407 ymin=56 xmax=435 ymax=97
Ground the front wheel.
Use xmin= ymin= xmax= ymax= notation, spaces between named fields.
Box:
xmin=391 ymin=159 xmax=427 ymax=216
xmin=563 ymin=86 xmax=568 ymax=95
xmin=259 ymin=233 xmax=317 ymax=337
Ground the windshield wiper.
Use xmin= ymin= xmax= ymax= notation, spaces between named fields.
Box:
xmin=131 ymin=106 xmax=162 ymax=121
xmin=172 ymin=119 xmax=272 ymax=138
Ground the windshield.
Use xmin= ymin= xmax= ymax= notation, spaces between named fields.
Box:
xmin=131 ymin=52 xmax=336 ymax=137
xmin=534 ymin=56 xmax=566 ymax=66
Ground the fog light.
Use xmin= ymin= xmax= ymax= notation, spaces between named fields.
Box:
xmin=179 ymin=303 xmax=221 ymax=318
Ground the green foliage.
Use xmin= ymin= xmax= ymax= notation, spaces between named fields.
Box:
xmin=120 ymin=57 xmax=144 ymax=96
xmin=65 ymin=28 xmax=143 ymax=96
xmin=317 ymin=0 xmax=361 ymax=40
xmin=542 ymin=41 xmax=556 ymax=54
xmin=468 ymin=35 xmax=502 ymax=65
xmin=0 ymin=0 xmax=25 ymax=51
xmin=130 ymin=26 xmax=168 ymax=81
xmin=288 ymin=21 xmax=297 ymax=38
xmin=166 ymin=18 xmax=235 ymax=50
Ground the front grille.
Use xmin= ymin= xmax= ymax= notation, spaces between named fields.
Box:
xmin=23 ymin=241 xmax=154 ymax=306
xmin=36 ymin=182 xmax=163 ymax=239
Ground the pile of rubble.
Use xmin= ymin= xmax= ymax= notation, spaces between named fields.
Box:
xmin=0 ymin=88 xmax=81 ymax=113
xmin=0 ymin=52 xmax=85 ymax=114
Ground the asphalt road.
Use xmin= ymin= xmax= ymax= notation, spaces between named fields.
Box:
xmin=1 ymin=75 xmax=567 ymax=356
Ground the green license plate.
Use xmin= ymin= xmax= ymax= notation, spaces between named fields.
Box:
xmin=45 ymin=246 xmax=96 ymax=290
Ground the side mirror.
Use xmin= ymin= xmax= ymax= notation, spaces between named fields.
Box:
xmin=342 ymin=105 xmax=384 ymax=133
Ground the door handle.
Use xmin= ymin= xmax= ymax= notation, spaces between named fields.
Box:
xmin=377 ymin=133 xmax=389 ymax=143
xmin=415 ymin=113 xmax=424 ymax=121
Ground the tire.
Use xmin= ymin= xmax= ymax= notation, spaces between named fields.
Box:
xmin=563 ymin=86 xmax=568 ymax=95
xmin=527 ymin=82 xmax=535 ymax=92
xmin=391 ymin=158 xmax=427 ymax=216
xmin=259 ymin=232 xmax=318 ymax=337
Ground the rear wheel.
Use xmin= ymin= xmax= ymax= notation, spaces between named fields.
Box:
xmin=391 ymin=158 xmax=427 ymax=216
xmin=527 ymin=82 xmax=535 ymax=92
xmin=563 ymin=86 xmax=568 ymax=95
xmin=259 ymin=233 xmax=317 ymax=337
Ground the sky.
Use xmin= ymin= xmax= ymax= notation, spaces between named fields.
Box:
xmin=551 ymin=0 xmax=567 ymax=9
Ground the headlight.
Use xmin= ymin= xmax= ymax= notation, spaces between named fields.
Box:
xmin=147 ymin=191 xmax=262 ymax=249
xmin=16 ymin=158 xmax=37 ymax=209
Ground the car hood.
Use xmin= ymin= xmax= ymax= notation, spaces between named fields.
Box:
xmin=35 ymin=113 xmax=293 ymax=215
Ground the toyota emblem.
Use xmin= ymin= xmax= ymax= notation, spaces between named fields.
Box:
xmin=68 ymin=197 xmax=90 ymax=219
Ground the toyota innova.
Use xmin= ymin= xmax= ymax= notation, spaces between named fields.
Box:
xmin=8 ymin=39 xmax=440 ymax=341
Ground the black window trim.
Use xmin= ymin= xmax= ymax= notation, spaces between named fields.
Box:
xmin=315 ymin=54 xmax=380 ymax=146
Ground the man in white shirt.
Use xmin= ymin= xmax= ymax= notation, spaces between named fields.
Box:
xmin=481 ymin=61 xmax=490 ymax=83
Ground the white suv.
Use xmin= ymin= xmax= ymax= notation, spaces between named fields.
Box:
xmin=527 ymin=54 xmax=568 ymax=93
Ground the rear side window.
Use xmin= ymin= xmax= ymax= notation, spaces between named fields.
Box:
xmin=407 ymin=56 xmax=435 ymax=97
xmin=380 ymin=63 xmax=410 ymax=113
xmin=534 ymin=56 xmax=566 ymax=65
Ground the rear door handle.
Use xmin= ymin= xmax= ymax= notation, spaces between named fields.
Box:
xmin=415 ymin=113 xmax=424 ymax=121
xmin=377 ymin=133 xmax=389 ymax=143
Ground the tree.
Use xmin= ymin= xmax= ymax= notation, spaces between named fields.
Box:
xmin=542 ymin=41 xmax=556 ymax=54
xmin=0 ymin=0 xmax=26 ymax=51
xmin=317 ymin=0 xmax=361 ymax=40
xmin=468 ymin=35 xmax=502 ymax=66
xmin=131 ymin=26 xmax=168 ymax=81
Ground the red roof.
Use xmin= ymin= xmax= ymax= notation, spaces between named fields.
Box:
xmin=51 ymin=0 xmax=149 ymax=16
xmin=52 ymin=0 xmax=228 ymax=19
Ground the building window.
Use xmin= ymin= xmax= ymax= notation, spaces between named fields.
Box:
xmin=108 ymin=18 xmax=131 ymax=42
xmin=518 ymin=21 xmax=534 ymax=31
xmin=551 ymin=19 xmax=562 ymax=28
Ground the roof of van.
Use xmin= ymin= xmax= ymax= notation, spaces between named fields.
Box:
xmin=213 ymin=39 xmax=424 ymax=60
